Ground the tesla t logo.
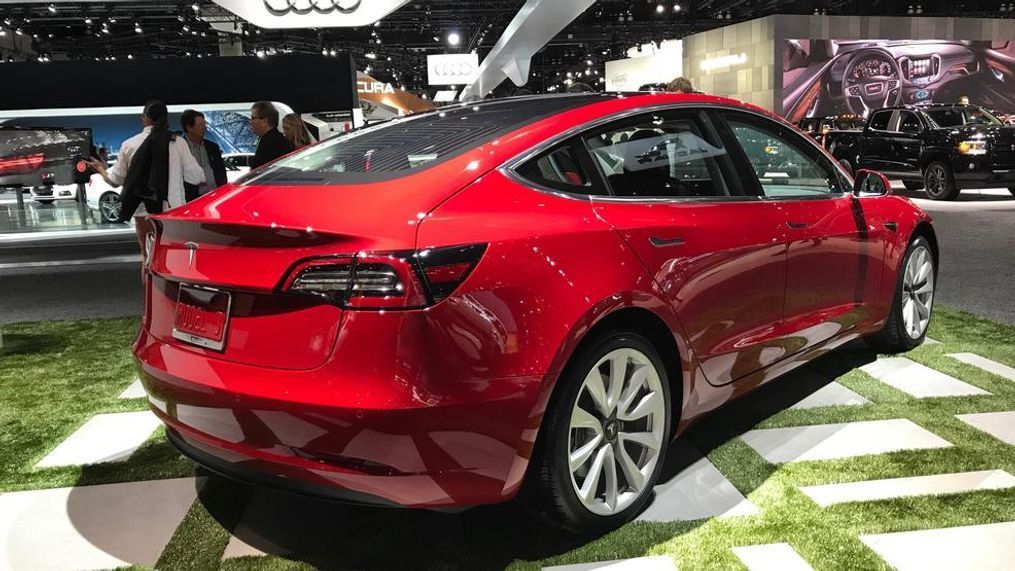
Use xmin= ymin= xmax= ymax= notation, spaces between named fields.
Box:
xmin=263 ymin=0 xmax=361 ymax=15
xmin=185 ymin=242 xmax=198 ymax=268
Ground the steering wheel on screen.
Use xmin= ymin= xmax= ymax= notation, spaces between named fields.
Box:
xmin=841 ymin=49 xmax=903 ymax=116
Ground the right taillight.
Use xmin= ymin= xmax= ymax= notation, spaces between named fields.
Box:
xmin=283 ymin=243 xmax=487 ymax=310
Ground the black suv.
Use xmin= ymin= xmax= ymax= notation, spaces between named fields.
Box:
xmin=828 ymin=104 xmax=1015 ymax=200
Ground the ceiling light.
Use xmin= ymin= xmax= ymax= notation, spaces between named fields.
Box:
xmin=365 ymin=52 xmax=377 ymax=59
xmin=321 ymin=48 xmax=328 ymax=55
xmin=255 ymin=49 xmax=265 ymax=58
xmin=656 ymin=4 xmax=665 ymax=13
xmin=0 ymin=29 xmax=5 ymax=37
xmin=329 ymin=49 xmax=336 ymax=56
xmin=134 ymin=23 xmax=142 ymax=33
xmin=127 ymin=54 xmax=133 ymax=59
xmin=447 ymin=31 xmax=460 ymax=45
xmin=192 ymin=3 xmax=200 ymax=12
xmin=84 ymin=17 xmax=92 ymax=24
xmin=48 ymin=4 xmax=56 ymax=13
xmin=673 ymin=4 xmax=681 ymax=11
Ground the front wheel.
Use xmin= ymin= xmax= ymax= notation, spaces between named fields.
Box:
xmin=867 ymin=236 xmax=936 ymax=352
xmin=924 ymin=162 xmax=960 ymax=200
xmin=525 ymin=331 xmax=671 ymax=532
xmin=36 ymin=199 xmax=54 ymax=205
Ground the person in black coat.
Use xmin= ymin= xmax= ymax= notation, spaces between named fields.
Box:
xmin=249 ymin=101 xmax=293 ymax=169
xmin=180 ymin=109 xmax=228 ymax=202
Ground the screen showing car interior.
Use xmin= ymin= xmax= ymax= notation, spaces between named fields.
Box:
xmin=781 ymin=39 xmax=1015 ymax=123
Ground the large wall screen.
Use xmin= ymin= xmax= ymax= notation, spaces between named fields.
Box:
xmin=781 ymin=39 xmax=1015 ymax=123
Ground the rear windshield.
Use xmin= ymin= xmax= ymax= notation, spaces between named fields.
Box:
xmin=242 ymin=95 xmax=608 ymax=185
xmin=925 ymin=107 xmax=1001 ymax=128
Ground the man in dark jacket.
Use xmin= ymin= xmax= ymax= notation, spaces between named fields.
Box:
xmin=249 ymin=101 xmax=292 ymax=169
xmin=181 ymin=109 xmax=228 ymax=202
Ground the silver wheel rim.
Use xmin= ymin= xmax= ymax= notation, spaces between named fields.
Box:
xmin=100 ymin=194 xmax=120 ymax=222
xmin=902 ymin=245 xmax=934 ymax=339
xmin=568 ymin=347 xmax=666 ymax=516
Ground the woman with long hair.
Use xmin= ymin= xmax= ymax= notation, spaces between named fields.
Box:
xmin=282 ymin=113 xmax=312 ymax=150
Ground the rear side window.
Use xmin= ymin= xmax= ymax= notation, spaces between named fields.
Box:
xmin=897 ymin=111 xmax=922 ymax=132
xmin=516 ymin=143 xmax=593 ymax=193
xmin=868 ymin=111 xmax=892 ymax=131
xmin=242 ymin=96 xmax=606 ymax=185
xmin=583 ymin=114 xmax=730 ymax=198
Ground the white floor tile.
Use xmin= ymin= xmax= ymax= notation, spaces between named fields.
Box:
xmin=222 ymin=535 xmax=266 ymax=559
xmin=36 ymin=411 xmax=161 ymax=468
xmin=790 ymin=382 xmax=870 ymax=410
xmin=947 ymin=353 xmax=1015 ymax=382
xmin=956 ymin=411 xmax=1015 ymax=446
xmin=0 ymin=478 xmax=199 ymax=571
xmin=741 ymin=419 xmax=952 ymax=463
xmin=860 ymin=521 xmax=1015 ymax=571
xmin=801 ymin=470 xmax=1015 ymax=507
xmin=860 ymin=357 xmax=989 ymax=398
xmin=637 ymin=456 xmax=759 ymax=522
xmin=923 ymin=337 xmax=942 ymax=345
xmin=118 ymin=379 xmax=146 ymax=399
xmin=731 ymin=543 xmax=812 ymax=571
xmin=543 ymin=555 xmax=677 ymax=571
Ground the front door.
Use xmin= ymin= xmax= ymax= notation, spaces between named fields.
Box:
xmin=583 ymin=109 xmax=788 ymax=385
xmin=720 ymin=110 xmax=882 ymax=352
xmin=889 ymin=110 xmax=925 ymax=178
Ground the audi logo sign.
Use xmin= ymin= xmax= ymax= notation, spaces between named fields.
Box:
xmin=426 ymin=53 xmax=480 ymax=86
xmin=213 ymin=0 xmax=408 ymax=29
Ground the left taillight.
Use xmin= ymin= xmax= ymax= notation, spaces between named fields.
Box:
xmin=283 ymin=243 xmax=487 ymax=310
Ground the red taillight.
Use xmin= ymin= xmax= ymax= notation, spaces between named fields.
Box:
xmin=283 ymin=243 xmax=487 ymax=310
xmin=0 ymin=152 xmax=45 ymax=175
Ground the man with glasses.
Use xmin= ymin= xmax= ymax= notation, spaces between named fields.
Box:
xmin=249 ymin=101 xmax=292 ymax=169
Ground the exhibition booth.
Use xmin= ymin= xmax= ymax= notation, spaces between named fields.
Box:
xmin=677 ymin=14 xmax=1015 ymax=121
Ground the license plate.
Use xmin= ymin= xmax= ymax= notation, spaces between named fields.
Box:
xmin=172 ymin=284 xmax=231 ymax=351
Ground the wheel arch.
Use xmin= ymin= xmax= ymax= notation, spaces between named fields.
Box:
xmin=910 ymin=220 xmax=939 ymax=267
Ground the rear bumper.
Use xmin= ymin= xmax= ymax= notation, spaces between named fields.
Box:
xmin=135 ymin=328 xmax=547 ymax=508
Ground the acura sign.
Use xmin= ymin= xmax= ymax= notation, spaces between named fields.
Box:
xmin=213 ymin=0 xmax=409 ymax=29
xmin=427 ymin=53 xmax=480 ymax=86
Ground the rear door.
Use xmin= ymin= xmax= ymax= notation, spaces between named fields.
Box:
xmin=584 ymin=109 xmax=789 ymax=385
xmin=859 ymin=110 xmax=895 ymax=172
xmin=888 ymin=110 xmax=925 ymax=177
xmin=719 ymin=110 xmax=883 ymax=350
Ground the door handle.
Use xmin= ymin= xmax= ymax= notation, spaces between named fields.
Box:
xmin=884 ymin=221 xmax=898 ymax=232
xmin=649 ymin=236 xmax=685 ymax=247
xmin=786 ymin=221 xmax=810 ymax=229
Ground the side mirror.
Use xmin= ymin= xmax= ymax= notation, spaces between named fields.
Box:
xmin=854 ymin=169 xmax=891 ymax=197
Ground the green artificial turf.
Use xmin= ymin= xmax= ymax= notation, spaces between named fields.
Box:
xmin=1 ymin=306 xmax=1013 ymax=570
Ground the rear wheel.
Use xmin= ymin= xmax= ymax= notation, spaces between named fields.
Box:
xmin=36 ymin=199 xmax=54 ymax=205
xmin=902 ymin=180 xmax=925 ymax=191
xmin=98 ymin=192 xmax=122 ymax=223
xmin=924 ymin=162 xmax=960 ymax=200
xmin=525 ymin=331 xmax=671 ymax=532
xmin=867 ymin=236 xmax=935 ymax=352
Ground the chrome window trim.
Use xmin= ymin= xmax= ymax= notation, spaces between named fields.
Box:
xmin=500 ymin=101 xmax=855 ymax=204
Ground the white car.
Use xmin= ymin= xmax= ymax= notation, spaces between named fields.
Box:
xmin=30 ymin=183 xmax=78 ymax=204
xmin=223 ymin=152 xmax=254 ymax=182
xmin=83 ymin=174 xmax=122 ymax=223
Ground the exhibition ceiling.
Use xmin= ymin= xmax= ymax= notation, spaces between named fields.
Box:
xmin=0 ymin=0 xmax=1013 ymax=93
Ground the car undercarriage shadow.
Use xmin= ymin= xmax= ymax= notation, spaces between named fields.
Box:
xmin=195 ymin=341 xmax=881 ymax=570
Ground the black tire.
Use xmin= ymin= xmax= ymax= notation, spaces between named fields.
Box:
xmin=523 ymin=330 xmax=672 ymax=533
xmin=923 ymin=162 xmax=960 ymax=200
xmin=902 ymin=180 xmax=925 ymax=191
xmin=867 ymin=236 xmax=935 ymax=353
xmin=36 ymin=199 xmax=54 ymax=205
xmin=98 ymin=192 xmax=121 ymax=223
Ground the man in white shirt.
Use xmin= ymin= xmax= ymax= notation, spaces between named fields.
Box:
xmin=87 ymin=100 xmax=205 ymax=221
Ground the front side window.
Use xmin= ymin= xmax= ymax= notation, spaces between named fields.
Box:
xmin=583 ymin=115 xmax=729 ymax=198
xmin=925 ymin=106 xmax=1001 ymax=128
xmin=724 ymin=113 xmax=844 ymax=198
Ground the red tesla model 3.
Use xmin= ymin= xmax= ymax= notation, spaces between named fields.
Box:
xmin=136 ymin=93 xmax=937 ymax=531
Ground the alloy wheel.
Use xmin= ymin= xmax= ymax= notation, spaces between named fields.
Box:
xmin=901 ymin=244 xmax=934 ymax=339
xmin=926 ymin=165 xmax=946 ymax=197
xmin=567 ymin=348 xmax=666 ymax=516
xmin=100 ymin=194 xmax=121 ymax=223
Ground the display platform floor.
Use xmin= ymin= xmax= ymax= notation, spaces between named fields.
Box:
xmin=1 ymin=306 xmax=1013 ymax=570
xmin=0 ymin=189 xmax=132 ymax=238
